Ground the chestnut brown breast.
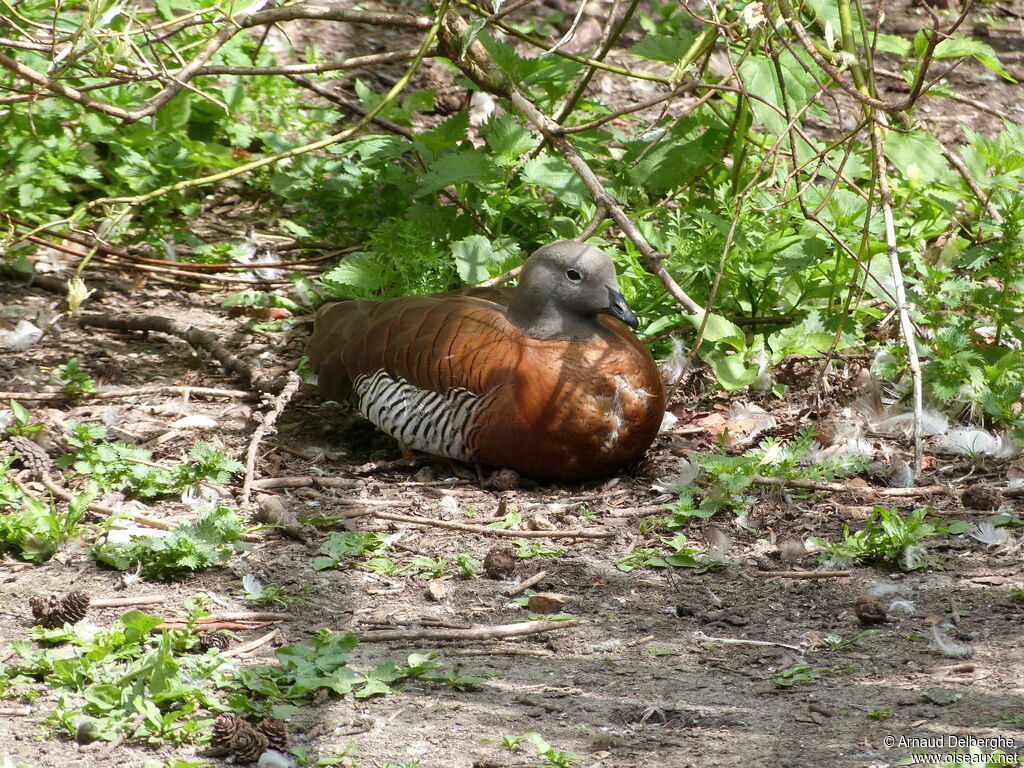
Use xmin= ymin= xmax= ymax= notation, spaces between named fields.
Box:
xmin=307 ymin=241 xmax=666 ymax=481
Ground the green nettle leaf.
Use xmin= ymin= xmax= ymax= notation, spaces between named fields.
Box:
xmin=624 ymin=119 xmax=727 ymax=194
xmin=476 ymin=31 xmax=548 ymax=84
xmin=415 ymin=149 xmax=503 ymax=197
xmin=521 ymin=155 xmax=590 ymax=209
xmin=451 ymin=235 xmax=518 ymax=283
xmin=480 ymin=113 xmax=535 ymax=165
xmin=686 ymin=312 xmax=746 ymax=352
xmin=875 ymin=34 xmax=913 ymax=56
xmin=933 ymin=36 xmax=1015 ymax=82
xmin=884 ymin=130 xmax=957 ymax=188
xmin=628 ymin=32 xmax=697 ymax=63
xmin=414 ymin=111 xmax=470 ymax=159
xmin=322 ymin=253 xmax=388 ymax=291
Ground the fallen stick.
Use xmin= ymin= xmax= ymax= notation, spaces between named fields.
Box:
xmin=241 ymin=371 xmax=302 ymax=504
xmin=222 ymin=628 xmax=280 ymax=658
xmin=751 ymin=474 xmax=954 ymax=498
xmin=444 ymin=648 xmax=553 ymax=657
xmin=90 ymin=595 xmax=167 ymax=609
xmin=0 ymin=385 xmax=256 ymax=401
xmin=693 ymin=630 xmax=803 ymax=653
xmin=364 ymin=510 xmax=614 ymax=539
xmin=358 ymin=618 xmax=577 ymax=643
xmin=505 ymin=570 xmax=548 ymax=597
xmin=201 ymin=611 xmax=294 ymax=622
xmin=156 ymin=620 xmax=277 ymax=632
xmin=78 ymin=312 xmax=288 ymax=394
xmin=756 ymin=570 xmax=852 ymax=579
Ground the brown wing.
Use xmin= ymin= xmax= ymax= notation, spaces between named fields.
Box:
xmin=307 ymin=294 xmax=518 ymax=402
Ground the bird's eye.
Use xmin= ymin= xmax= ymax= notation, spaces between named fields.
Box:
xmin=566 ymin=269 xmax=582 ymax=282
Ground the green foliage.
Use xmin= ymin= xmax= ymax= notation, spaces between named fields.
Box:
xmin=228 ymin=630 xmax=481 ymax=702
xmin=775 ymin=664 xmax=825 ymax=687
xmin=812 ymin=506 xmax=941 ymax=570
xmin=54 ymin=357 xmax=98 ymax=395
xmin=58 ymin=422 xmax=242 ymax=499
xmin=3 ymin=609 xmax=479 ymax=751
xmin=497 ymin=732 xmax=580 ymax=768
xmin=313 ymin=530 xmax=391 ymax=571
xmin=0 ymin=459 xmax=94 ymax=562
xmin=91 ymin=506 xmax=245 ymax=579
xmin=5 ymin=400 xmax=45 ymax=436
xmin=616 ymin=534 xmax=705 ymax=572
xmin=7 ymin=610 xmax=218 ymax=745
xmin=512 ymin=539 xmax=563 ymax=559
xmin=665 ymin=428 xmax=866 ymax=526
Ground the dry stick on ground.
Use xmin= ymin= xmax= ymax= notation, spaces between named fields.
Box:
xmin=357 ymin=618 xmax=576 ymax=643
xmin=756 ymin=570 xmax=853 ymax=579
xmin=505 ymin=570 xmax=548 ymax=596
xmin=0 ymin=385 xmax=257 ymax=402
xmin=97 ymin=711 xmax=146 ymax=757
xmin=90 ymin=595 xmax=167 ymax=609
xmin=241 ymin=371 xmax=303 ymax=505
xmin=222 ymin=629 xmax=280 ymax=659
xmin=751 ymin=474 xmax=956 ymax=498
xmin=692 ymin=630 xmax=804 ymax=653
xmin=359 ymin=509 xmax=614 ymax=539
xmin=12 ymin=472 xmax=174 ymax=531
xmin=78 ymin=313 xmax=288 ymax=395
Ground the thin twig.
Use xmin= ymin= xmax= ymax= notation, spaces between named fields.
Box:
xmin=90 ymin=595 xmax=167 ymax=609
xmin=357 ymin=618 xmax=576 ymax=643
xmin=692 ymin=630 xmax=804 ymax=653
xmin=222 ymin=628 xmax=280 ymax=658
xmin=361 ymin=509 xmax=615 ymax=539
xmin=78 ymin=312 xmax=289 ymax=394
xmin=505 ymin=570 xmax=548 ymax=597
xmin=241 ymin=372 xmax=303 ymax=505
xmin=870 ymin=120 xmax=923 ymax=476
xmin=0 ymin=385 xmax=257 ymax=402
xmin=756 ymin=570 xmax=852 ymax=579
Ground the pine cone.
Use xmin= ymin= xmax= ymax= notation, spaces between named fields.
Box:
xmin=7 ymin=435 xmax=52 ymax=477
xmin=199 ymin=631 xmax=230 ymax=651
xmin=56 ymin=591 xmax=91 ymax=624
xmin=210 ymin=713 xmax=246 ymax=755
xmin=29 ymin=593 xmax=64 ymax=628
xmin=232 ymin=724 xmax=269 ymax=763
xmin=257 ymin=717 xmax=291 ymax=752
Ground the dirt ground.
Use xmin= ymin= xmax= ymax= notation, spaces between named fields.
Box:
xmin=3 ymin=0 xmax=1024 ymax=767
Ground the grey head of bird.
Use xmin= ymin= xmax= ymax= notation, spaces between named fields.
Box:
xmin=506 ymin=240 xmax=638 ymax=341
